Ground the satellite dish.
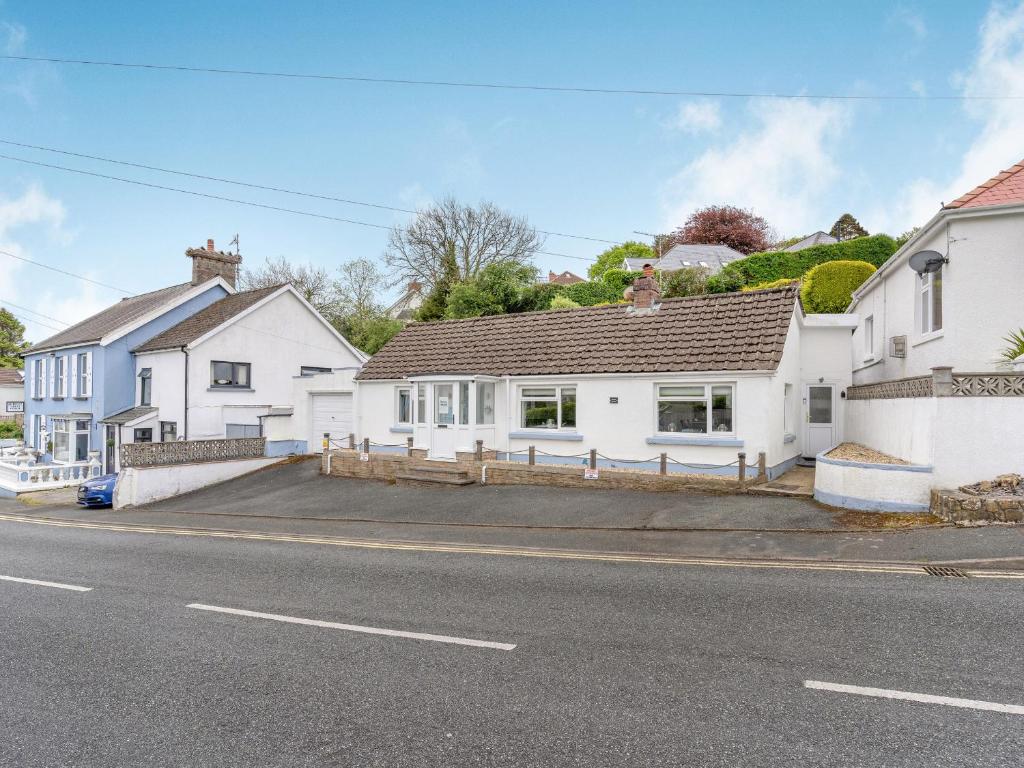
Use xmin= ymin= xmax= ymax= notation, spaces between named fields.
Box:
xmin=908 ymin=250 xmax=947 ymax=275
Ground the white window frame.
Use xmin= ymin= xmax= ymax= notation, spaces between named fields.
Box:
xmin=783 ymin=383 xmax=793 ymax=437
xmin=31 ymin=359 xmax=43 ymax=399
xmin=863 ymin=315 xmax=874 ymax=360
xmin=53 ymin=356 xmax=66 ymax=398
xmin=396 ymin=386 xmax=412 ymax=425
xmin=655 ymin=383 xmax=736 ymax=437
xmin=518 ymin=385 xmax=577 ymax=431
xmin=139 ymin=367 xmax=152 ymax=406
xmin=919 ymin=269 xmax=943 ymax=336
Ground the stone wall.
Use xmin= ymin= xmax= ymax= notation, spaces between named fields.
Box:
xmin=930 ymin=490 xmax=1024 ymax=523
xmin=322 ymin=448 xmax=752 ymax=494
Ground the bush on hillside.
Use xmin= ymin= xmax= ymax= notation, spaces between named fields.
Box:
xmin=563 ymin=280 xmax=623 ymax=306
xmin=741 ymin=277 xmax=800 ymax=292
xmin=661 ymin=266 xmax=710 ymax=298
xmin=800 ymin=260 xmax=877 ymax=313
xmin=706 ymin=234 xmax=897 ymax=293
xmin=549 ymin=295 xmax=581 ymax=310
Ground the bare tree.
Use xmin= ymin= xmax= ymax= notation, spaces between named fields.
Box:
xmin=239 ymin=256 xmax=342 ymax=319
xmin=384 ymin=196 xmax=544 ymax=289
xmin=336 ymin=258 xmax=387 ymax=318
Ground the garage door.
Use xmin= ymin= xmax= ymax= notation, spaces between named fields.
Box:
xmin=311 ymin=393 xmax=353 ymax=453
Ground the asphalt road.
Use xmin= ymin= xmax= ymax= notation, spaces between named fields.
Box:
xmin=0 ymin=515 xmax=1022 ymax=767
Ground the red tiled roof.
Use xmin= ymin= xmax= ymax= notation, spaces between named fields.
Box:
xmin=945 ymin=159 xmax=1024 ymax=209
xmin=0 ymin=368 xmax=23 ymax=385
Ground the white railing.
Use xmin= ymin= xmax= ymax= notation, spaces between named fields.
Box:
xmin=0 ymin=452 xmax=102 ymax=493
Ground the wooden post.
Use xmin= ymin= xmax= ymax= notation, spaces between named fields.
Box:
xmin=348 ymin=433 xmax=355 ymax=450
xmin=738 ymin=452 xmax=747 ymax=484
xmin=475 ymin=439 xmax=483 ymax=461
xmin=362 ymin=437 xmax=370 ymax=454
xmin=406 ymin=436 xmax=413 ymax=456
xmin=757 ymin=451 xmax=766 ymax=480
xmin=528 ymin=445 xmax=535 ymax=466
xmin=589 ymin=448 xmax=597 ymax=470
xmin=659 ymin=453 xmax=667 ymax=476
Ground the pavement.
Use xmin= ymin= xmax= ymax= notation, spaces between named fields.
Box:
xmin=0 ymin=512 xmax=1021 ymax=766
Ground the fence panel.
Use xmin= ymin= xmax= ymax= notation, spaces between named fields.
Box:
xmin=121 ymin=437 xmax=266 ymax=468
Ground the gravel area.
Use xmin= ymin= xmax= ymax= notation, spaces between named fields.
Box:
xmin=826 ymin=442 xmax=908 ymax=465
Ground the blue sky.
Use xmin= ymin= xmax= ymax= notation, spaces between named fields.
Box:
xmin=1 ymin=0 xmax=1023 ymax=342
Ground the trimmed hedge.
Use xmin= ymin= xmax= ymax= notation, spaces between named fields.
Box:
xmin=563 ymin=280 xmax=623 ymax=306
xmin=601 ymin=268 xmax=643 ymax=296
xmin=707 ymin=234 xmax=897 ymax=293
xmin=740 ymin=277 xmax=799 ymax=292
xmin=800 ymin=260 xmax=877 ymax=313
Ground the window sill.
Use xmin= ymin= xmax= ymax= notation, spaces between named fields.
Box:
xmin=853 ymin=357 xmax=884 ymax=373
xmin=509 ymin=430 xmax=584 ymax=442
xmin=207 ymin=387 xmax=255 ymax=392
xmin=389 ymin=425 xmax=413 ymax=434
xmin=911 ymin=330 xmax=944 ymax=348
xmin=646 ymin=435 xmax=743 ymax=447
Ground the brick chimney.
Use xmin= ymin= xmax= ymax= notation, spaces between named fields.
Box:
xmin=626 ymin=263 xmax=660 ymax=311
xmin=186 ymin=238 xmax=242 ymax=288
xmin=548 ymin=271 xmax=557 ymax=282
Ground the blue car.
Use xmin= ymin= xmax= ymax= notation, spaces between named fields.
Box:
xmin=77 ymin=473 xmax=116 ymax=507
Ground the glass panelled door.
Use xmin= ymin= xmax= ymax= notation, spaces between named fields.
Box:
xmin=804 ymin=384 xmax=835 ymax=458
xmin=430 ymin=383 xmax=457 ymax=459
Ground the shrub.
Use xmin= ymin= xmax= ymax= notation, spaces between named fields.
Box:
xmin=601 ymin=268 xmax=642 ymax=296
xmin=562 ymin=280 xmax=623 ymax=306
xmin=661 ymin=266 xmax=710 ymax=298
xmin=800 ymin=260 xmax=877 ymax=313
xmin=517 ymin=283 xmax=564 ymax=313
xmin=549 ymin=295 xmax=581 ymax=310
xmin=0 ymin=421 xmax=22 ymax=440
xmin=741 ymin=277 xmax=800 ymax=292
xmin=1000 ymin=329 xmax=1024 ymax=363
xmin=707 ymin=234 xmax=898 ymax=293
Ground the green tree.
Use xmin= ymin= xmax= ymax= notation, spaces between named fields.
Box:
xmin=895 ymin=226 xmax=920 ymax=249
xmin=445 ymin=262 xmax=539 ymax=319
xmin=800 ymin=260 xmax=877 ymax=313
xmin=588 ymin=241 xmax=655 ymax=280
xmin=0 ymin=308 xmax=29 ymax=368
xmin=338 ymin=314 xmax=403 ymax=355
xmin=661 ymin=267 xmax=710 ymax=299
xmin=829 ymin=213 xmax=869 ymax=241
xmin=548 ymin=295 xmax=581 ymax=310
xmin=600 ymin=268 xmax=643 ymax=297
xmin=415 ymin=246 xmax=460 ymax=321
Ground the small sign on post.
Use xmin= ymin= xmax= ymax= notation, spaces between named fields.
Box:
xmin=322 ymin=432 xmax=330 ymax=452
xmin=359 ymin=452 xmax=370 ymax=462
xmin=584 ymin=468 xmax=599 ymax=480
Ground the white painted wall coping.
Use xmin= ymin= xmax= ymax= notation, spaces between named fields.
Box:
xmin=813 ymin=447 xmax=933 ymax=513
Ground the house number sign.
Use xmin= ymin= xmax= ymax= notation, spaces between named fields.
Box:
xmin=5 ymin=401 xmax=23 ymax=413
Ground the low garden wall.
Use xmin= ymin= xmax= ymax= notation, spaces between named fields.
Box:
xmin=114 ymin=456 xmax=281 ymax=508
xmin=120 ymin=437 xmax=266 ymax=468
xmin=813 ymin=450 xmax=933 ymax=513
xmin=322 ymin=448 xmax=762 ymax=494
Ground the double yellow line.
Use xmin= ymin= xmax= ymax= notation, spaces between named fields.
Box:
xmin=1 ymin=512 xmax=1021 ymax=579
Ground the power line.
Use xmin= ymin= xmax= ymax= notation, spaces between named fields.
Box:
xmin=0 ymin=248 xmax=131 ymax=293
xmin=0 ymin=138 xmax=620 ymax=245
xmin=0 ymin=153 xmax=600 ymax=262
xmin=3 ymin=54 xmax=1018 ymax=101
xmin=0 ymin=298 xmax=71 ymax=326
xmin=6 ymin=310 xmax=66 ymax=333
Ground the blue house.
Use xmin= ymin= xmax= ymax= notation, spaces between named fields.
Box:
xmin=22 ymin=241 xmax=239 ymax=473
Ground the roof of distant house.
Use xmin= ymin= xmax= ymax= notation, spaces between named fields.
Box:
xmin=356 ymin=285 xmax=799 ymax=380
xmin=623 ymin=243 xmax=744 ymax=273
xmin=945 ymin=159 xmax=1024 ymax=209
xmin=546 ymin=270 xmax=585 ymax=285
xmin=0 ymin=368 xmax=23 ymax=385
xmin=26 ymin=282 xmax=199 ymax=354
xmin=783 ymin=231 xmax=838 ymax=251
xmin=132 ymin=285 xmax=283 ymax=353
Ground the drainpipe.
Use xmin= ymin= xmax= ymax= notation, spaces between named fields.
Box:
xmin=182 ymin=346 xmax=189 ymax=440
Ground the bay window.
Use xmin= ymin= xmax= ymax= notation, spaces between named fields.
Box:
xmin=657 ymin=384 xmax=734 ymax=435
xmin=520 ymin=386 xmax=576 ymax=430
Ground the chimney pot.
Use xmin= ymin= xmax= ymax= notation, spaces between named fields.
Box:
xmin=549 ymin=271 xmax=557 ymax=281
xmin=642 ymin=263 xmax=655 ymax=277
xmin=207 ymin=238 xmax=215 ymax=252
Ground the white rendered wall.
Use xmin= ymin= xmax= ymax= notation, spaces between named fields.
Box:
xmin=844 ymin=398 xmax=936 ymax=466
xmin=814 ymin=455 xmax=933 ymax=511
xmin=114 ymin=457 xmax=281 ymax=508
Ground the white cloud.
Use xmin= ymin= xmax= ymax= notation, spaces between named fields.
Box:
xmin=891 ymin=5 xmax=928 ymax=41
xmin=660 ymin=100 xmax=847 ymax=235
xmin=879 ymin=1 xmax=1024 ymax=231
xmin=1 ymin=20 xmax=26 ymax=54
xmin=665 ymin=101 xmax=722 ymax=134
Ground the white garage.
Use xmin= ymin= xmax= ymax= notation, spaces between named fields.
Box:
xmin=310 ymin=392 xmax=354 ymax=453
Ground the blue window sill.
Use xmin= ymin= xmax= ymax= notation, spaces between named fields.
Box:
xmin=783 ymin=433 xmax=796 ymax=444
xmin=389 ymin=425 xmax=413 ymax=434
xmin=509 ymin=430 xmax=584 ymax=442
xmin=646 ymin=435 xmax=744 ymax=447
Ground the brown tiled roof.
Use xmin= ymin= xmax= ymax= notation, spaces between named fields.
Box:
xmin=26 ymin=282 xmax=197 ymax=354
xmin=0 ymin=368 xmax=23 ymax=385
xmin=132 ymin=285 xmax=283 ymax=352
xmin=945 ymin=159 xmax=1024 ymax=209
xmin=356 ymin=285 xmax=798 ymax=380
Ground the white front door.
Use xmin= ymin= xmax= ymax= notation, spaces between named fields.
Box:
xmin=429 ymin=383 xmax=457 ymax=459
xmin=804 ymin=384 xmax=835 ymax=458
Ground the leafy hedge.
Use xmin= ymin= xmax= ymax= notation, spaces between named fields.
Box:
xmin=800 ymin=260 xmax=877 ymax=313
xmin=0 ymin=420 xmax=22 ymax=439
xmin=706 ymin=234 xmax=897 ymax=293
xmin=600 ymin=268 xmax=643 ymax=296
xmin=563 ymin=280 xmax=623 ymax=306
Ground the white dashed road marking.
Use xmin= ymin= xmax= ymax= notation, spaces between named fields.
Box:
xmin=0 ymin=574 xmax=92 ymax=592
xmin=804 ymin=680 xmax=1024 ymax=715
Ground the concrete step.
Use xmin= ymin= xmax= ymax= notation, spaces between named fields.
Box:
xmin=396 ymin=465 xmax=475 ymax=487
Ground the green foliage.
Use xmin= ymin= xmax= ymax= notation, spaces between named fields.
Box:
xmin=0 ymin=421 xmax=22 ymax=440
xmin=588 ymin=241 xmax=655 ymax=280
xmin=661 ymin=267 xmax=710 ymax=299
xmin=415 ymin=246 xmax=460 ymax=321
xmin=741 ymin=277 xmax=800 ymax=292
xmin=549 ymin=295 xmax=581 ymax=310
xmin=1000 ymin=329 xmax=1024 ymax=363
xmin=517 ymin=283 xmax=565 ymax=313
xmin=895 ymin=227 xmax=921 ymax=249
xmin=337 ymin=314 xmax=403 ymax=355
xmin=706 ymin=234 xmax=898 ymax=294
xmin=0 ymin=308 xmax=29 ymax=367
xmin=829 ymin=213 xmax=869 ymax=241
xmin=600 ymin=268 xmax=642 ymax=296
xmin=562 ymin=280 xmax=623 ymax=306
xmin=800 ymin=260 xmax=877 ymax=313
xmin=445 ymin=262 xmax=539 ymax=319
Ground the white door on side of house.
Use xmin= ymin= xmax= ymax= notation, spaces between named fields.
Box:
xmin=311 ymin=393 xmax=353 ymax=453
xmin=429 ymin=383 xmax=457 ymax=460
xmin=804 ymin=384 xmax=835 ymax=458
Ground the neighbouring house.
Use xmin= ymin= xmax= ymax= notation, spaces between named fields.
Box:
xmin=836 ymin=158 xmax=1024 ymax=497
xmin=623 ymin=243 xmax=744 ymax=275
xmin=119 ymin=283 xmax=367 ymax=463
xmin=0 ymin=368 xmax=24 ymax=424
xmin=545 ymin=270 xmax=585 ymax=285
xmin=21 ymin=240 xmax=236 ymax=473
xmin=386 ymin=281 xmax=425 ymax=320
xmin=783 ymin=231 xmax=838 ymax=252
xmin=353 ymin=270 xmax=855 ymax=478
